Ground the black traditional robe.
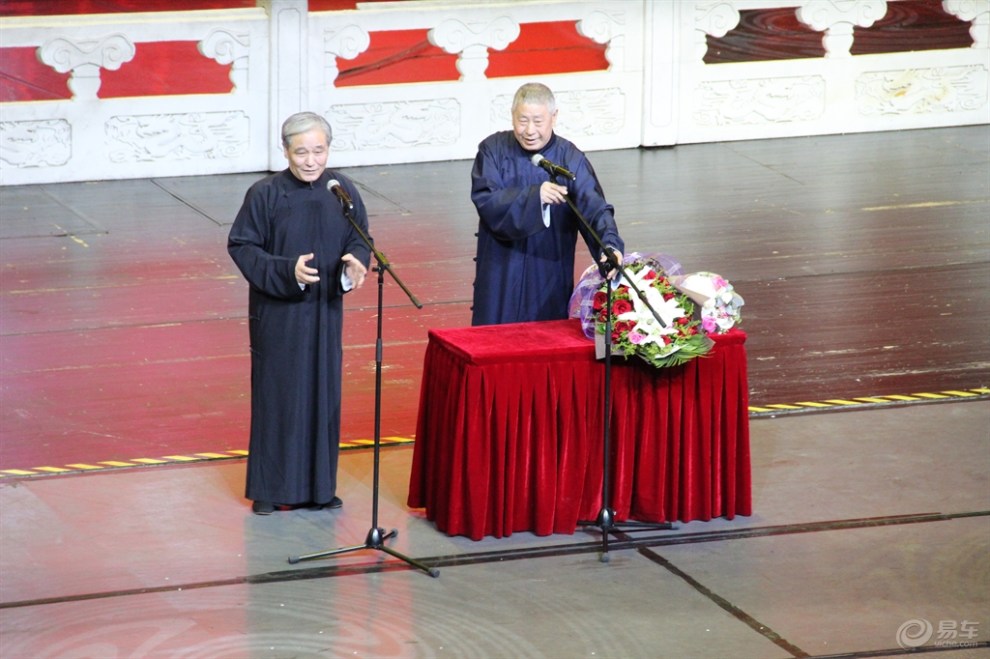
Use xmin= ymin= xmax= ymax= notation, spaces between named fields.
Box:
xmin=470 ymin=131 xmax=624 ymax=326
xmin=228 ymin=169 xmax=370 ymax=506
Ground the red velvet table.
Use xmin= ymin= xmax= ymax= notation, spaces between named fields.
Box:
xmin=406 ymin=319 xmax=751 ymax=540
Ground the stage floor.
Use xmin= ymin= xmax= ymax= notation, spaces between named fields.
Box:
xmin=1 ymin=125 xmax=987 ymax=474
xmin=0 ymin=125 xmax=988 ymax=656
xmin=1 ymin=402 xmax=988 ymax=656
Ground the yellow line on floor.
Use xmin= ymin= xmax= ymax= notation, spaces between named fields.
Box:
xmin=1 ymin=389 xmax=986 ymax=478
xmin=748 ymin=388 xmax=989 ymax=417
xmin=0 ymin=437 xmax=416 ymax=479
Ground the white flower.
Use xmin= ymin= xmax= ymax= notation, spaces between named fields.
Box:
xmin=673 ymin=271 xmax=743 ymax=334
xmin=614 ymin=267 xmax=684 ymax=346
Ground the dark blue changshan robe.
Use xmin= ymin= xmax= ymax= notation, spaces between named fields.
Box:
xmin=228 ymin=169 xmax=370 ymax=506
xmin=470 ymin=131 xmax=624 ymax=326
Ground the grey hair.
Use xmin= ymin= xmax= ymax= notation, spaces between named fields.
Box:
xmin=511 ymin=82 xmax=556 ymax=115
xmin=281 ymin=112 xmax=332 ymax=149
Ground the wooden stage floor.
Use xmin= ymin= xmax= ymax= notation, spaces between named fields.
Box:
xmin=0 ymin=125 xmax=988 ymax=474
xmin=0 ymin=125 xmax=988 ymax=659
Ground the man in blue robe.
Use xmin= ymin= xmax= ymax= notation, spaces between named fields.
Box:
xmin=228 ymin=112 xmax=371 ymax=515
xmin=470 ymin=82 xmax=624 ymax=326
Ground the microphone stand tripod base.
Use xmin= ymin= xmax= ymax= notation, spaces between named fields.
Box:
xmin=288 ymin=527 xmax=440 ymax=578
xmin=285 ymin=205 xmax=438 ymax=579
xmin=579 ymin=510 xmax=675 ymax=563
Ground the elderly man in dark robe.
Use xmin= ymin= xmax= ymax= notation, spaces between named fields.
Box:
xmin=228 ymin=112 xmax=371 ymax=515
xmin=470 ymin=82 xmax=624 ymax=326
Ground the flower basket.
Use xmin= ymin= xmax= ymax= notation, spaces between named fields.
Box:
xmin=569 ymin=253 xmax=741 ymax=369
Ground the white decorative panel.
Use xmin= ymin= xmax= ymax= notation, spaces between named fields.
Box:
xmin=323 ymin=24 xmax=371 ymax=85
xmin=38 ymin=34 xmax=136 ymax=99
xmin=489 ymin=93 xmax=513 ymax=130
xmin=106 ymin=112 xmax=250 ymax=163
xmin=943 ymin=0 xmax=990 ymax=49
xmin=429 ymin=17 xmax=520 ymax=81
xmin=327 ymin=99 xmax=461 ymax=151
xmin=556 ymin=88 xmax=627 ymax=137
xmin=198 ymin=29 xmax=251 ymax=92
xmin=796 ymin=0 xmax=887 ymax=58
xmin=0 ymin=119 xmax=72 ymax=168
xmin=694 ymin=76 xmax=827 ymax=126
xmin=578 ymin=10 xmax=625 ymax=69
xmin=857 ymin=66 xmax=989 ymax=115
xmin=694 ymin=1 xmax=741 ymax=60
xmin=0 ymin=1 xmax=986 ymax=184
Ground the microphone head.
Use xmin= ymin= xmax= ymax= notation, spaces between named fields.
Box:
xmin=530 ymin=153 xmax=545 ymax=166
xmin=327 ymin=178 xmax=341 ymax=190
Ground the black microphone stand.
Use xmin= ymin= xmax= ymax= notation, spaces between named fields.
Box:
xmin=288 ymin=191 xmax=439 ymax=578
xmin=555 ymin=176 xmax=674 ymax=564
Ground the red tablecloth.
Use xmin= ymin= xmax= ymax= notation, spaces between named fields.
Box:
xmin=407 ymin=319 xmax=751 ymax=540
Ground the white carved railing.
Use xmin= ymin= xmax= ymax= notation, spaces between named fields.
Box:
xmin=1 ymin=0 xmax=987 ymax=186
xmin=668 ymin=0 xmax=990 ymax=145
xmin=0 ymin=8 xmax=271 ymax=185
xmin=305 ymin=0 xmax=644 ymax=169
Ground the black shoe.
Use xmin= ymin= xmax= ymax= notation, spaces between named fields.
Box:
xmin=305 ymin=496 xmax=343 ymax=511
xmin=252 ymin=500 xmax=275 ymax=515
xmin=326 ymin=496 xmax=343 ymax=509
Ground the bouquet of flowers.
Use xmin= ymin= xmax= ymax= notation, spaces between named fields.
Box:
xmin=569 ymin=253 xmax=714 ymax=369
xmin=672 ymin=271 xmax=744 ymax=334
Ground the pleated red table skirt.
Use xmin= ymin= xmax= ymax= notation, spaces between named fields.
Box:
xmin=407 ymin=319 xmax=751 ymax=540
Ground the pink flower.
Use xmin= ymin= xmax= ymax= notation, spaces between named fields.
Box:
xmin=702 ymin=316 xmax=717 ymax=333
xmin=628 ymin=331 xmax=645 ymax=345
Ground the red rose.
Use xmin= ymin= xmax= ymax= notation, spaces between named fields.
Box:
xmin=592 ymin=290 xmax=607 ymax=311
xmin=643 ymin=269 xmax=657 ymax=280
xmin=612 ymin=299 xmax=633 ymax=316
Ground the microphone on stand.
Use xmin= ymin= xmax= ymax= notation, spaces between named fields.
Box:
xmin=327 ymin=178 xmax=354 ymax=213
xmin=531 ymin=153 xmax=576 ymax=181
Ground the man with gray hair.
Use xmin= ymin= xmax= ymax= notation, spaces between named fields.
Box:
xmin=470 ymin=82 xmax=624 ymax=325
xmin=228 ymin=111 xmax=371 ymax=515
